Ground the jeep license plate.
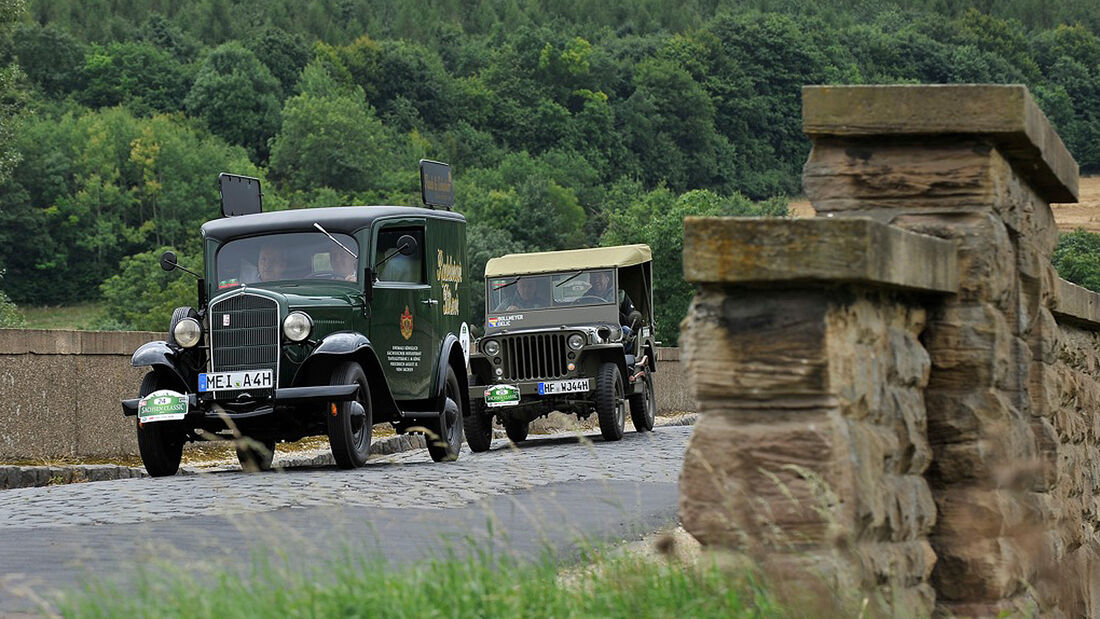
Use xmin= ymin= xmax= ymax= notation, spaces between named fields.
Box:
xmin=538 ymin=379 xmax=591 ymax=395
xmin=199 ymin=369 xmax=274 ymax=392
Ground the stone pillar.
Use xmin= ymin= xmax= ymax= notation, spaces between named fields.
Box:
xmin=679 ymin=217 xmax=956 ymax=615
xmin=800 ymin=85 xmax=1080 ymax=616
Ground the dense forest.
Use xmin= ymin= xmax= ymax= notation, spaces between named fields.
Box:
xmin=2 ymin=0 xmax=1100 ymax=341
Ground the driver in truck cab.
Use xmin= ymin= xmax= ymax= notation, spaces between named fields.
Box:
xmin=257 ymin=243 xmax=287 ymax=282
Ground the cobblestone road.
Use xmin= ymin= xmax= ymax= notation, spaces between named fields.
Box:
xmin=0 ymin=426 xmax=692 ymax=614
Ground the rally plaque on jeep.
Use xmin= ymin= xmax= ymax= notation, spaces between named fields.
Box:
xmin=121 ymin=163 xmax=471 ymax=476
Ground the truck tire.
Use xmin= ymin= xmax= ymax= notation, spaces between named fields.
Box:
xmin=236 ymin=438 xmax=276 ymax=472
xmin=428 ymin=365 xmax=463 ymax=462
xmin=326 ymin=361 xmax=372 ymax=469
xmin=596 ymin=362 xmax=625 ymax=441
xmin=504 ymin=418 xmax=529 ymax=444
xmin=463 ymin=394 xmax=493 ymax=452
xmin=628 ymin=372 xmax=656 ymax=432
xmin=135 ymin=371 xmax=185 ymax=477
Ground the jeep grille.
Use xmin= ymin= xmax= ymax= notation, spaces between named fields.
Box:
xmin=502 ymin=333 xmax=568 ymax=381
xmin=209 ymin=292 xmax=278 ymax=396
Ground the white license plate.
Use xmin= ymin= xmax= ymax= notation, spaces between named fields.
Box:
xmin=538 ymin=379 xmax=590 ymax=395
xmin=199 ymin=369 xmax=274 ymax=392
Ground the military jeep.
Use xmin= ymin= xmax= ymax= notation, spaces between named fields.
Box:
xmin=464 ymin=245 xmax=657 ymax=448
xmin=122 ymin=163 xmax=471 ymax=476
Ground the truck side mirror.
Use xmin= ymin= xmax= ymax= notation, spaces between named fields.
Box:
xmin=397 ymin=234 xmax=418 ymax=256
xmin=160 ymin=251 xmax=178 ymax=272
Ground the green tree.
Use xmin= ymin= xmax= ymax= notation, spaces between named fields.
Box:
xmin=244 ymin=25 xmax=310 ymax=98
xmin=98 ymin=247 xmax=196 ymax=331
xmin=1053 ymin=229 xmax=1100 ymax=292
xmin=268 ymin=60 xmax=391 ymax=193
xmin=78 ymin=41 xmax=190 ymax=115
xmin=185 ymin=42 xmax=281 ymax=161
xmin=0 ymin=0 xmax=26 ymax=182
xmin=11 ymin=22 xmax=85 ymax=97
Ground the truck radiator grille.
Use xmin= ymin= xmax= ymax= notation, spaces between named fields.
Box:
xmin=502 ymin=333 xmax=568 ymax=381
xmin=209 ymin=293 xmax=278 ymax=397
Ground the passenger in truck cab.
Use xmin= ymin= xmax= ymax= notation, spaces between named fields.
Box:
xmin=257 ymin=243 xmax=287 ymax=282
xmin=331 ymin=249 xmax=358 ymax=282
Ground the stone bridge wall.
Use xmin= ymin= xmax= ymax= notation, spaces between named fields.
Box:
xmin=680 ymin=85 xmax=1100 ymax=617
xmin=0 ymin=328 xmax=692 ymax=460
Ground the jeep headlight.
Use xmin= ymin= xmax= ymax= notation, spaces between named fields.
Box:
xmin=483 ymin=339 xmax=500 ymax=356
xmin=173 ymin=317 xmax=202 ymax=348
xmin=567 ymin=333 xmax=585 ymax=350
xmin=283 ymin=311 xmax=313 ymax=342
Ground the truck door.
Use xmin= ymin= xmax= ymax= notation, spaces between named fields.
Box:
xmin=370 ymin=219 xmax=436 ymax=401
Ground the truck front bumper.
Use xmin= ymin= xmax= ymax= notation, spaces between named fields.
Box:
xmin=121 ymin=384 xmax=361 ymax=417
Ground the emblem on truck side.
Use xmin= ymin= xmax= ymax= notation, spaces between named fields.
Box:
xmin=400 ymin=306 xmax=414 ymax=340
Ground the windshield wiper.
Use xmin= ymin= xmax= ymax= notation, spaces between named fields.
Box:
xmin=493 ymin=277 xmax=522 ymax=290
xmin=313 ymin=223 xmax=357 ymax=258
xmin=554 ymin=271 xmax=583 ymax=287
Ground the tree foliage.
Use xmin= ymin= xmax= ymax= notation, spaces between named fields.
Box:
xmin=4 ymin=1 xmax=1100 ymax=333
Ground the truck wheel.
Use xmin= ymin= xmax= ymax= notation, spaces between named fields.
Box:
xmin=596 ymin=362 xmax=625 ymax=441
xmin=504 ymin=418 xmax=529 ymax=444
xmin=463 ymin=395 xmax=493 ymax=453
xmin=628 ymin=372 xmax=656 ymax=432
xmin=326 ymin=361 xmax=372 ymax=469
xmin=236 ymin=438 xmax=276 ymax=472
xmin=428 ymin=365 xmax=463 ymax=462
xmin=135 ymin=371 xmax=185 ymax=477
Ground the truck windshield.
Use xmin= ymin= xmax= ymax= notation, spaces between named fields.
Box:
xmin=487 ymin=269 xmax=615 ymax=313
xmin=215 ymin=232 xmax=360 ymax=289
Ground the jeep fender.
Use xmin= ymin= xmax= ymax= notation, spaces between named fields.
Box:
xmin=294 ymin=332 xmax=401 ymax=421
xmin=579 ymin=344 xmax=630 ymax=383
xmin=131 ymin=341 xmax=188 ymax=392
xmin=435 ymin=333 xmax=470 ymax=417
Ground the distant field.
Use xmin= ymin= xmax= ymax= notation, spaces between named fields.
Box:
xmin=21 ymin=302 xmax=104 ymax=330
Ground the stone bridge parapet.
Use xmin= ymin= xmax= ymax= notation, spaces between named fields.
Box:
xmin=680 ymin=84 xmax=1099 ymax=616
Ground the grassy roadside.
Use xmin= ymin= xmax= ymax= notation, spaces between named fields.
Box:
xmin=20 ymin=303 xmax=105 ymax=330
xmin=58 ymin=541 xmax=782 ymax=618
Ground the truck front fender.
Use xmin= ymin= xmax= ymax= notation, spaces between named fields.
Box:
xmin=130 ymin=341 xmax=188 ymax=392
xmin=294 ymin=332 xmax=401 ymax=421
xmin=433 ymin=333 xmax=469 ymax=415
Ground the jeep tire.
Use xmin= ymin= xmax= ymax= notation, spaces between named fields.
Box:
xmin=596 ymin=362 xmax=625 ymax=441
xmin=135 ymin=371 xmax=185 ymax=477
xmin=504 ymin=418 xmax=529 ymax=444
xmin=628 ymin=372 xmax=656 ymax=432
xmin=463 ymin=394 xmax=493 ymax=452
xmin=326 ymin=361 xmax=372 ymax=469
xmin=428 ymin=365 xmax=463 ymax=462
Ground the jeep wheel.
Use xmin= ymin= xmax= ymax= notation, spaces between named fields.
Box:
xmin=596 ymin=362 xmax=625 ymax=441
xmin=236 ymin=438 xmax=277 ymax=472
xmin=504 ymin=418 xmax=529 ymax=444
xmin=135 ymin=371 xmax=185 ymax=477
xmin=628 ymin=372 xmax=656 ymax=432
xmin=428 ymin=365 xmax=463 ymax=462
xmin=463 ymin=395 xmax=493 ymax=453
xmin=326 ymin=361 xmax=372 ymax=469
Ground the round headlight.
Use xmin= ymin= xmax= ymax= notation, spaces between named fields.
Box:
xmin=568 ymin=334 xmax=585 ymax=350
xmin=283 ymin=312 xmax=313 ymax=342
xmin=483 ymin=339 xmax=500 ymax=356
xmin=173 ymin=317 xmax=202 ymax=348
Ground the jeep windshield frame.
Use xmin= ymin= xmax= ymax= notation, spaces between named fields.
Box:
xmin=214 ymin=231 xmax=361 ymax=290
xmin=484 ymin=268 xmax=619 ymax=332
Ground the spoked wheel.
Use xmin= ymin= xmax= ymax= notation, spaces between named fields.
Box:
xmin=428 ymin=365 xmax=464 ymax=462
xmin=596 ymin=362 xmax=625 ymax=441
xmin=135 ymin=371 xmax=185 ymax=477
xmin=504 ymin=418 xmax=529 ymax=444
xmin=463 ymin=394 xmax=494 ymax=453
xmin=326 ymin=361 xmax=373 ymax=469
xmin=628 ymin=371 xmax=656 ymax=432
xmin=236 ymin=438 xmax=277 ymax=472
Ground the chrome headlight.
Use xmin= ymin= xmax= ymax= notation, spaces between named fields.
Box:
xmin=283 ymin=311 xmax=313 ymax=342
xmin=483 ymin=339 xmax=500 ymax=356
xmin=567 ymin=333 xmax=585 ymax=350
xmin=173 ymin=317 xmax=202 ymax=348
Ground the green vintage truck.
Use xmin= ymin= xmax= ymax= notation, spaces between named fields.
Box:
xmin=122 ymin=162 xmax=471 ymax=476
